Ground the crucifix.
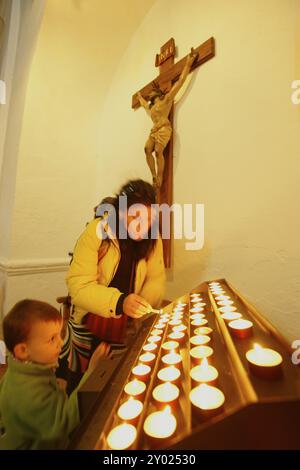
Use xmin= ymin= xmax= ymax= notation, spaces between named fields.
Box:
xmin=132 ymin=37 xmax=215 ymax=267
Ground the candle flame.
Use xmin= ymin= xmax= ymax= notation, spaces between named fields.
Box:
xmin=200 ymin=358 xmax=209 ymax=370
xmin=254 ymin=343 xmax=263 ymax=351
xmin=163 ymin=405 xmax=171 ymax=415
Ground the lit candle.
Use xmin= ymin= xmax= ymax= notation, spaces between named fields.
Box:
xmin=190 ymin=313 xmax=205 ymax=320
xmin=151 ymin=329 xmax=164 ymax=336
xmin=169 ymin=319 xmax=182 ymax=326
xmin=215 ymin=295 xmax=231 ymax=301
xmin=139 ymin=352 xmax=156 ymax=365
xmin=132 ymin=364 xmax=151 ymax=382
xmin=190 ymin=307 xmax=205 ymax=314
xmin=221 ymin=312 xmax=242 ymax=322
xmin=191 ymin=318 xmax=208 ymax=327
xmin=177 ymin=302 xmax=187 ymax=307
xmin=190 ymin=298 xmax=203 ymax=304
xmin=143 ymin=342 xmax=158 ymax=353
xmin=171 ymin=314 xmax=184 ymax=320
xmin=152 ymin=382 xmax=180 ymax=408
xmin=228 ymin=319 xmax=253 ymax=339
xmin=246 ymin=343 xmax=283 ymax=379
xmin=189 ymin=383 xmax=225 ymax=418
xmin=124 ymin=379 xmax=146 ymax=399
xmin=192 ymin=302 xmax=206 ymax=308
xmin=219 ymin=306 xmax=237 ymax=313
xmin=168 ymin=331 xmax=185 ymax=343
xmin=158 ymin=317 xmax=169 ymax=324
xmin=162 ymin=341 xmax=180 ymax=352
xmin=211 ymin=290 xmax=225 ymax=295
xmin=190 ymin=358 xmax=218 ymax=385
xmin=173 ymin=324 xmax=187 ymax=332
xmin=157 ymin=365 xmax=181 ymax=384
xmin=190 ymin=345 xmax=213 ymax=364
xmin=190 ymin=335 xmax=211 ymax=346
xmin=162 ymin=351 xmax=182 ymax=367
xmin=148 ymin=335 xmax=162 ymax=343
xmin=143 ymin=406 xmax=177 ymax=441
xmin=194 ymin=326 xmax=213 ymax=336
xmin=154 ymin=323 xmax=166 ymax=329
xmin=117 ymin=397 xmax=143 ymax=424
xmin=217 ymin=300 xmax=234 ymax=306
xmin=107 ymin=423 xmax=137 ymax=450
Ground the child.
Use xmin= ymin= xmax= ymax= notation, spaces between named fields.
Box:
xmin=0 ymin=299 xmax=109 ymax=450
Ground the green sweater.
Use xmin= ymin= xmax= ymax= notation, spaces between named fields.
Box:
xmin=0 ymin=357 xmax=87 ymax=450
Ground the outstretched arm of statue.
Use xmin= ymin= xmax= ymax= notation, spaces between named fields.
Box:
xmin=166 ymin=48 xmax=197 ymax=102
xmin=137 ymin=91 xmax=150 ymax=112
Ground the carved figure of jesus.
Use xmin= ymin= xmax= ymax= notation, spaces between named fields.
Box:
xmin=137 ymin=49 xmax=197 ymax=189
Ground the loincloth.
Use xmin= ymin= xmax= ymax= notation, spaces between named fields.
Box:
xmin=150 ymin=124 xmax=172 ymax=148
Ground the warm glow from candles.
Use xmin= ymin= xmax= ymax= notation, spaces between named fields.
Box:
xmin=221 ymin=312 xmax=242 ymax=322
xmin=168 ymin=331 xmax=185 ymax=341
xmin=246 ymin=343 xmax=283 ymax=367
xmin=143 ymin=342 xmax=158 ymax=353
xmin=169 ymin=319 xmax=182 ymax=326
xmin=124 ymin=379 xmax=146 ymax=397
xmin=189 ymin=384 xmax=225 ymax=411
xmin=217 ymin=300 xmax=234 ymax=306
xmin=148 ymin=335 xmax=162 ymax=343
xmin=194 ymin=327 xmax=213 ymax=336
xmin=162 ymin=341 xmax=180 ymax=352
xmin=190 ymin=345 xmax=213 ymax=361
xmin=117 ymin=397 xmax=143 ymax=421
xmin=107 ymin=423 xmax=137 ymax=450
xmin=139 ymin=352 xmax=156 ymax=364
xmin=192 ymin=302 xmax=206 ymax=308
xmin=190 ymin=358 xmax=219 ymax=383
xmin=219 ymin=306 xmax=237 ymax=313
xmin=191 ymin=318 xmax=208 ymax=327
xmin=157 ymin=365 xmax=181 ymax=383
xmin=132 ymin=364 xmax=151 ymax=379
xmin=190 ymin=335 xmax=211 ymax=346
xmin=190 ymin=307 xmax=205 ymax=314
xmin=173 ymin=324 xmax=187 ymax=332
xmin=228 ymin=318 xmax=253 ymax=338
xmin=154 ymin=323 xmax=166 ymax=329
xmin=151 ymin=329 xmax=164 ymax=336
xmin=162 ymin=351 xmax=182 ymax=366
xmin=190 ymin=313 xmax=205 ymax=320
xmin=215 ymin=295 xmax=231 ymax=301
xmin=143 ymin=406 xmax=177 ymax=439
xmin=152 ymin=382 xmax=180 ymax=404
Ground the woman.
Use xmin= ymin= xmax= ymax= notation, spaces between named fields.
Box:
xmin=65 ymin=179 xmax=165 ymax=389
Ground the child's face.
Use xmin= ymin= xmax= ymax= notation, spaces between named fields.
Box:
xmin=21 ymin=320 xmax=63 ymax=365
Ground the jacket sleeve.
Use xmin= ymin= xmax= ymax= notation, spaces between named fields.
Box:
xmin=139 ymin=237 xmax=166 ymax=308
xmin=16 ymin=373 xmax=90 ymax=449
xmin=66 ymin=219 xmax=122 ymax=318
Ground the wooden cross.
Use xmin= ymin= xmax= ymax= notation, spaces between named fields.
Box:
xmin=132 ymin=37 xmax=215 ymax=268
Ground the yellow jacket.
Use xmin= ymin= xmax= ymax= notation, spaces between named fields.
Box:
xmin=66 ymin=218 xmax=166 ymax=324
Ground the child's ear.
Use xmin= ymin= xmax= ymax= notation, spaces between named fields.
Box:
xmin=13 ymin=343 xmax=29 ymax=361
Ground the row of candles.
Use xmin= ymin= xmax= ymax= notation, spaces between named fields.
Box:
xmin=208 ymin=282 xmax=283 ymax=380
xmin=106 ymin=292 xmax=229 ymax=450
xmin=188 ymin=292 xmax=226 ymax=420
xmin=105 ymin=301 xmax=186 ymax=449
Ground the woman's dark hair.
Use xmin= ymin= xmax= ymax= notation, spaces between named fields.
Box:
xmin=95 ymin=179 xmax=159 ymax=261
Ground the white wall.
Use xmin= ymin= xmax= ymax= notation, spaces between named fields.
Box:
xmin=95 ymin=0 xmax=300 ymax=341
xmin=1 ymin=0 xmax=155 ymax=314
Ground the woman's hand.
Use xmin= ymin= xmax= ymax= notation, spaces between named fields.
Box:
xmin=123 ymin=294 xmax=152 ymax=319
